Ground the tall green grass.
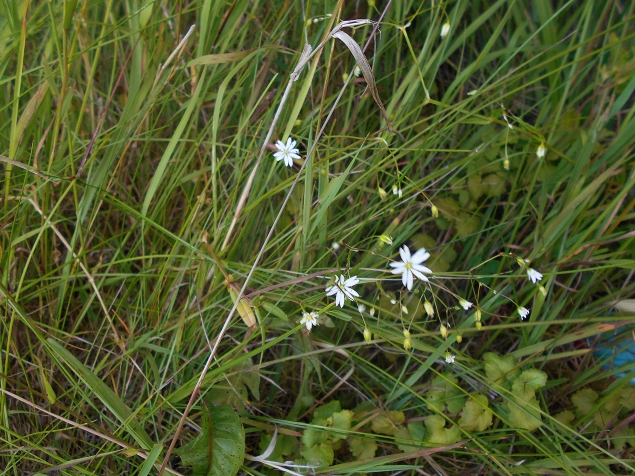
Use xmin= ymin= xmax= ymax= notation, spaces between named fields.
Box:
xmin=1 ymin=0 xmax=635 ymax=474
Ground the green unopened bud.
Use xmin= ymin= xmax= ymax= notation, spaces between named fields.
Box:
xmin=503 ymin=158 xmax=510 ymax=170
xmin=403 ymin=338 xmax=412 ymax=351
xmin=378 ymin=186 xmax=387 ymax=199
xmin=368 ymin=0 xmax=375 ymax=7
xmin=342 ymin=72 xmax=349 ymax=82
xmin=515 ymin=256 xmax=526 ymax=268
xmin=475 ymin=321 xmax=482 ymax=330
xmin=379 ymin=234 xmax=393 ymax=245
xmin=363 ymin=327 xmax=372 ymax=343
xmin=475 ymin=308 xmax=482 ymax=322
xmin=403 ymin=329 xmax=411 ymax=340
xmin=401 ymin=305 xmax=408 ymax=315
xmin=431 ymin=204 xmax=439 ymax=217
xmin=440 ymin=324 xmax=448 ymax=339
xmin=294 ymin=119 xmax=302 ymax=127
xmin=424 ymin=300 xmax=434 ymax=317
xmin=370 ymin=307 xmax=375 ymax=316
xmin=456 ymin=334 xmax=463 ymax=343
xmin=538 ymin=285 xmax=547 ymax=297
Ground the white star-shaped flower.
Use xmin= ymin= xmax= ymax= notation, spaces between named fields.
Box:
xmin=518 ymin=307 xmax=530 ymax=320
xmin=389 ymin=245 xmax=432 ymax=291
xmin=459 ymin=299 xmax=473 ymax=310
xmin=445 ymin=353 xmax=455 ymax=364
xmin=273 ymin=137 xmax=301 ymax=167
xmin=527 ymin=268 xmax=543 ymax=284
xmin=300 ymin=311 xmax=319 ymax=331
xmin=325 ymin=275 xmax=360 ymax=308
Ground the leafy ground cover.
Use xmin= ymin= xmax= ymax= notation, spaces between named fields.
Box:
xmin=1 ymin=0 xmax=635 ymax=474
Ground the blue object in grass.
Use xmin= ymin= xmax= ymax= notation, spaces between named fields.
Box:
xmin=593 ymin=331 xmax=635 ymax=384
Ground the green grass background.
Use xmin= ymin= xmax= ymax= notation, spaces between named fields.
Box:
xmin=1 ymin=0 xmax=635 ymax=474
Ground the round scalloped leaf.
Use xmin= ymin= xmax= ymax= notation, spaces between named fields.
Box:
xmin=175 ymin=404 xmax=245 ymax=476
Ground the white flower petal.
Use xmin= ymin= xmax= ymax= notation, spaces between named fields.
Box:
xmin=344 ymin=276 xmax=359 ymax=286
xmin=389 ymin=261 xmax=404 ymax=268
xmin=410 ymin=248 xmax=430 ymax=264
xmin=325 ymin=286 xmax=338 ymax=296
xmin=406 ymin=270 xmax=414 ymax=290
xmin=410 ymin=268 xmax=429 ymax=282
xmin=399 ymin=245 xmax=411 ymax=262
xmin=412 ymin=264 xmax=432 ymax=274
xmin=391 ymin=266 xmax=406 ymax=275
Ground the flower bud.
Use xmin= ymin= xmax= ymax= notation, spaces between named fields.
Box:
xmin=342 ymin=72 xmax=349 ymax=82
xmin=424 ymin=300 xmax=434 ymax=317
xmin=401 ymin=305 xmax=408 ymax=315
xmin=353 ymin=65 xmax=361 ymax=77
xmin=440 ymin=22 xmax=450 ymax=39
xmin=475 ymin=321 xmax=482 ymax=330
xmin=379 ymin=234 xmax=393 ymax=245
xmin=370 ymin=307 xmax=375 ymax=316
xmin=538 ymin=285 xmax=547 ymax=297
xmin=536 ymin=143 xmax=546 ymax=159
xmin=515 ymin=256 xmax=526 ymax=268
xmin=440 ymin=324 xmax=448 ymax=339
xmin=403 ymin=329 xmax=411 ymax=340
xmin=503 ymin=158 xmax=510 ymax=170
xmin=403 ymin=338 xmax=412 ymax=351
xmin=392 ymin=185 xmax=399 ymax=195
xmin=358 ymin=304 xmax=366 ymax=313
xmin=431 ymin=204 xmax=439 ymax=217
xmin=378 ymin=186 xmax=387 ymax=199
xmin=475 ymin=308 xmax=482 ymax=322
xmin=456 ymin=334 xmax=463 ymax=343
xmin=363 ymin=327 xmax=372 ymax=343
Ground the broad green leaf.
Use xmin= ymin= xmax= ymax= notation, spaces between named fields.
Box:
xmin=517 ymin=369 xmax=548 ymax=390
xmin=424 ymin=415 xmax=461 ymax=446
xmin=301 ymin=441 xmax=334 ymax=467
xmin=348 ymin=437 xmax=377 ymax=460
xmin=571 ymin=388 xmax=598 ymax=418
xmin=426 ymin=375 xmax=466 ymax=414
xmin=371 ymin=410 xmax=405 ymax=436
xmin=507 ymin=396 xmax=542 ymax=431
xmin=459 ymin=394 xmax=493 ymax=432
xmin=511 ymin=376 xmax=538 ymax=404
xmin=258 ymin=433 xmax=298 ymax=463
xmin=330 ymin=410 xmax=353 ymax=442
xmin=483 ymin=353 xmax=520 ymax=388
xmin=619 ymin=388 xmax=635 ymax=410
xmin=554 ymin=410 xmax=575 ymax=428
xmin=174 ymin=404 xmax=245 ymax=476
xmin=314 ymin=401 xmax=341 ymax=420
xmin=612 ymin=426 xmax=635 ymax=451
xmin=397 ymin=422 xmax=425 ymax=452
xmin=302 ymin=418 xmax=329 ymax=447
